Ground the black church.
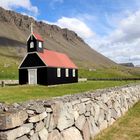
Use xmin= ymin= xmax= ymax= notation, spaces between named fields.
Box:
xmin=18 ymin=29 xmax=78 ymax=85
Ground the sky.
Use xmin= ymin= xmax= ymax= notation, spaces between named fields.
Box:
xmin=0 ymin=0 xmax=140 ymax=66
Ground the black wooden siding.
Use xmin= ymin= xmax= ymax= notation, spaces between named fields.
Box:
xmin=19 ymin=67 xmax=78 ymax=85
xmin=19 ymin=69 xmax=28 ymax=84
xmin=27 ymin=35 xmax=44 ymax=53
xmin=20 ymin=53 xmax=45 ymax=68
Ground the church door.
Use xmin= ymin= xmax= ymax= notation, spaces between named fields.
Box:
xmin=28 ymin=69 xmax=37 ymax=85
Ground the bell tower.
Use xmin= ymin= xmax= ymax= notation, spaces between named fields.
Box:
xmin=27 ymin=23 xmax=44 ymax=53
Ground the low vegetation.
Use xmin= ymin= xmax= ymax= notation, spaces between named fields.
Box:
xmin=94 ymin=101 xmax=140 ymax=140
xmin=79 ymin=67 xmax=140 ymax=79
xmin=0 ymin=81 xmax=139 ymax=103
xmin=0 ymin=47 xmax=20 ymax=79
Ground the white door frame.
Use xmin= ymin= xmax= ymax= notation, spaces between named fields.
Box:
xmin=28 ymin=69 xmax=37 ymax=85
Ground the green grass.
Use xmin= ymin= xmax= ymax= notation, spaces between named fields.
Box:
xmin=0 ymin=81 xmax=139 ymax=103
xmin=94 ymin=101 xmax=140 ymax=140
xmin=79 ymin=67 xmax=140 ymax=79
xmin=0 ymin=47 xmax=20 ymax=79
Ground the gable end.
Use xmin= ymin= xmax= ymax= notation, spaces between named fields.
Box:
xmin=19 ymin=53 xmax=46 ymax=69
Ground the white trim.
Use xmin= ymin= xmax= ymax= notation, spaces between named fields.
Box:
xmin=26 ymin=33 xmax=38 ymax=42
xmin=18 ymin=53 xmax=28 ymax=69
xmin=65 ymin=69 xmax=69 ymax=77
xmin=30 ymin=42 xmax=34 ymax=48
xmin=19 ymin=66 xmax=47 ymax=69
xmin=38 ymin=41 xmax=42 ymax=48
xmin=57 ymin=68 xmax=61 ymax=77
xmin=73 ymin=69 xmax=76 ymax=77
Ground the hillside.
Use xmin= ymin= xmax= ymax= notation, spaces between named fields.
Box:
xmin=0 ymin=7 xmax=139 ymax=79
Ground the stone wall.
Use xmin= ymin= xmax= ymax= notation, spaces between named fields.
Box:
xmin=0 ymin=80 xmax=18 ymax=85
xmin=0 ymin=84 xmax=140 ymax=140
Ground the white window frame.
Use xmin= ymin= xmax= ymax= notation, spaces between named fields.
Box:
xmin=57 ymin=68 xmax=61 ymax=77
xmin=65 ymin=69 xmax=69 ymax=77
xmin=73 ymin=69 xmax=76 ymax=77
xmin=39 ymin=42 xmax=42 ymax=48
xmin=30 ymin=42 xmax=34 ymax=48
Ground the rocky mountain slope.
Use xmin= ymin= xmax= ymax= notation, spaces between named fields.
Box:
xmin=0 ymin=7 xmax=116 ymax=69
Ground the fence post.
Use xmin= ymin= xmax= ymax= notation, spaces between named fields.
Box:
xmin=1 ymin=81 xmax=5 ymax=87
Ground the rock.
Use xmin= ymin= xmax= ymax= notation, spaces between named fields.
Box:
xmin=82 ymin=121 xmax=90 ymax=140
xmin=29 ymin=112 xmax=47 ymax=123
xmin=85 ymin=112 xmax=90 ymax=117
xmin=90 ymin=107 xmax=95 ymax=116
xmin=98 ymin=109 xmax=105 ymax=125
xmin=29 ymin=104 xmax=45 ymax=113
xmin=16 ymin=135 xmax=29 ymax=140
xmin=12 ymin=103 xmax=20 ymax=108
xmin=75 ymin=115 xmax=86 ymax=130
xmin=29 ymin=130 xmax=34 ymax=136
xmin=111 ymin=109 xmax=118 ymax=119
xmin=35 ymin=121 xmax=44 ymax=132
xmin=0 ymin=110 xmax=28 ymax=130
xmin=61 ymin=127 xmax=83 ymax=140
xmin=39 ymin=112 xmax=48 ymax=121
xmin=73 ymin=110 xmax=79 ymax=121
xmin=86 ymin=103 xmax=92 ymax=112
xmin=0 ymin=123 xmax=33 ymax=140
xmin=30 ymin=133 xmax=39 ymax=140
xmin=51 ymin=101 xmax=63 ymax=126
xmin=48 ymin=114 xmax=56 ymax=132
xmin=81 ymin=98 xmax=90 ymax=102
xmin=77 ymin=103 xmax=86 ymax=115
xmin=48 ymin=129 xmax=62 ymax=140
xmin=94 ymin=104 xmax=100 ymax=123
xmin=101 ymin=93 xmax=109 ymax=103
xmin=57 ymin=104 xmax=74 ymax=131
xmin=38 ymin=128 xmax=48 ymax=140
xmin=87 ymin=116 xmax=100 ymax=138
xmin=44 ymin=113 xmax=51 ymax=129
xmin=46 ymin=108 xmax=53 ymax=113
xmin=28 ymin=115 xmax=40 ymax=123
xmin=106 ymin=109 xmax=111 ymax=122
xmin=71 ymin=100 xmax=81 ymax=106
xmin=99 ymin=120 xmax=108 ymax=131
xmin=27 ymin=110 xmax=35 ymax=115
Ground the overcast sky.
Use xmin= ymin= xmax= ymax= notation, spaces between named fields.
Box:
xmin=0 ymin=0 xmax=140 ymax=65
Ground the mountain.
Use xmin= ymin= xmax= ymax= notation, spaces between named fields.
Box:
xmin=0 ymin=7 xmax=116 ymax=68
xmin=0 ymin=7 xmax=139 ymax=79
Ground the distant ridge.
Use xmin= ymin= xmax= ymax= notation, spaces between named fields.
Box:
xmin=0 ymin=6 xmax=116 ymax=69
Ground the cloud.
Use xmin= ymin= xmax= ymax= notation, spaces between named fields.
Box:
xmin=0 ymin=0 xmax=38 ymax=15
xmin=90 ymin=10 xmax=140 ymax=65
xmin=108 ymin=10 xmax=140 ymax=43
xmin=46 ymin=17 xmax=95 ymax=39
xmin=49 ymin=0 xmax=64 ymax=9
xmin=45 ymin=12 xmax=140 ymax=65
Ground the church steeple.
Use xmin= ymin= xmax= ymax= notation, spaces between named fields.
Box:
xmin=31 ymin=23 xmax=33 ymax=34
xmin=27 ymin=23 xmax=44 ymax=53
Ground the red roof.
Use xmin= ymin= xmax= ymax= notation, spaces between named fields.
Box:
xmin=38 ymin=49 xmax=78 ymax=69
xmin=33 ymin=32 xmax=44 ymax=42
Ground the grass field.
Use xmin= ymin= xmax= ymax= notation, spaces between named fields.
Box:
xmin=0 ymin=81 xmax=139 ymax=103
xmin=79 ymin=67 xmax=140 ymax=79
xmin=94 ymin=101 xmax=140 ymax=140
xmin=0 ymin=48 xmax=140 ymax=80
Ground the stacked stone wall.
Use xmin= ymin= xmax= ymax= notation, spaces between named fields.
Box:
xmin=0 ymin=84 xmax=140 ymax=140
